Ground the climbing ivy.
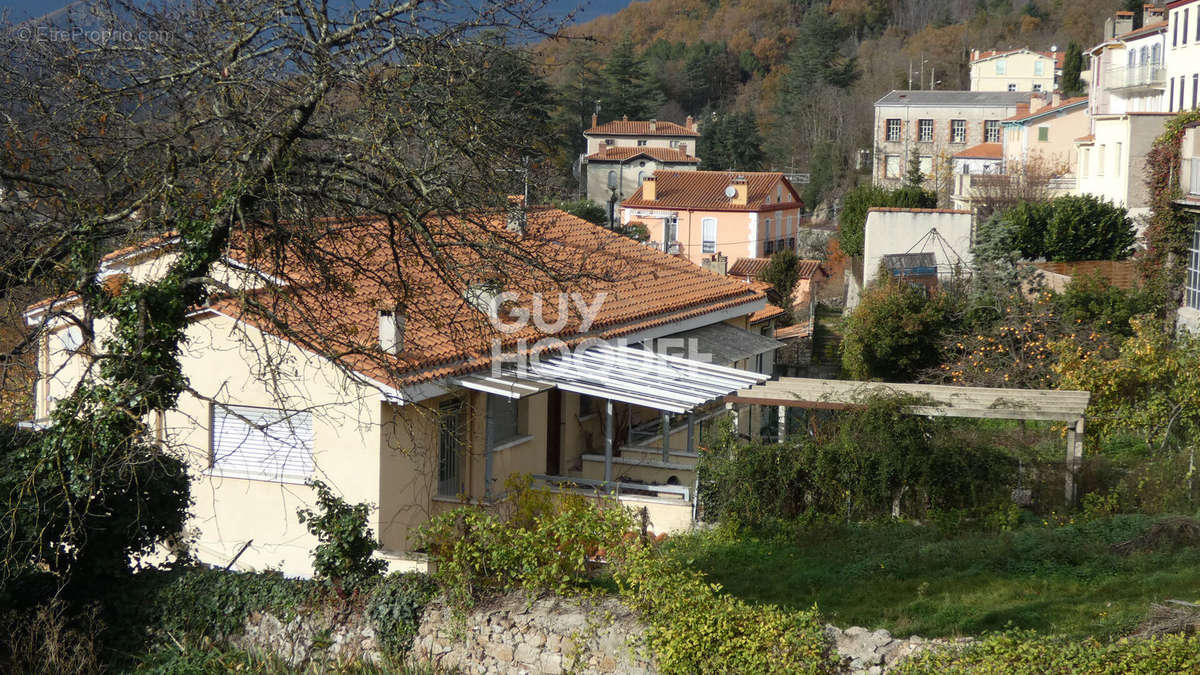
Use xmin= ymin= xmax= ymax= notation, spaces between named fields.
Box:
xmin=1138 ymin=110 xmax=1200 ymax=314
xmin=1 ymin=193 xmax=245 ymax=589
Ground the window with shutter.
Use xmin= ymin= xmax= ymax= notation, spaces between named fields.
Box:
xmin=211 ymin=404 xmax=313 ymax=482
xmin=701 ymin=217 xmax=717 ymax=253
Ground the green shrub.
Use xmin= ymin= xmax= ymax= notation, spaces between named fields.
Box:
xmin=895 ymin=630 xmax=1200 ymax=674
xmin=616 ymin=544 xmax=836 ymax=674
xmin=842 ymin=274 xmax=960 ymax=381
xmin=838 ymin=183 xmax=937 ymax=257
xmin=131 ymin=567 xmax=313 ymax=641
xmin=1052 ymin=273 xmax=1157 ymax=336
xmin=297 ymin=479 xmax=386 ymax=595
xmin=416 ymin=477 xmax=634 ymax=608
xmin=366 ymin=572 xmax=436 ymax=660
xmin=699 ymin=398 xmax=1018 ymax=526
xmin=987 ymin=195 xmax=1136 ymax=262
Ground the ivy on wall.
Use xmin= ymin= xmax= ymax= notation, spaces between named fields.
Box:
xmin=1139 ymin=110 xmax=1200 ymax=315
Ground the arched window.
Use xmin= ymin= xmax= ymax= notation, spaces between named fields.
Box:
xmin=638 ymin=171 xmax=645 ymax=184
xmin=607 ymin=170 xmax=617 ymax=189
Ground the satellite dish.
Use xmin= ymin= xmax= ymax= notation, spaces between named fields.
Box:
xmin=724 ymin=185 xmax=738 ymax=198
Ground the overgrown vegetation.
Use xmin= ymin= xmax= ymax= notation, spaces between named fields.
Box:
xmin=837 ymin=183 xmax=938 ymax=257
xmin=841 ymin=274 xmax=959 ymax=381
xmin=980 ymin=195 xmax=1136 ymax=262
xmin=297 ymin=479 xmax=386 ymax=597
xmin=665 ymin=515 xmax=1200 ymax=641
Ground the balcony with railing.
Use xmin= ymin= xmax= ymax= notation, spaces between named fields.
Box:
xmin=1105 ymin=63 xmax=1166 ymax=93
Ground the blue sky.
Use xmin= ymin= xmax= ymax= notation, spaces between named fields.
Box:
xmin=2 ymin=0 xmax=629 ymax=25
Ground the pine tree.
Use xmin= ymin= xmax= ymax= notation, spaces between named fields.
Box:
xmin=600 ymin=34 xmax=662 ymax=121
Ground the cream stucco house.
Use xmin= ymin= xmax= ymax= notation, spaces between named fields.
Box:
xmin=26 ymin=207 xmax=781 ymax=576
xmin=969 ymin=48 xmax=1064 ymax=93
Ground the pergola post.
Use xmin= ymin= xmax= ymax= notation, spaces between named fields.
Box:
xmin=687 ymin=412 xmax=696 ymax=453
xmin=1065 ymin=417 xmax=1085 ymax=506
xmin=726 ymin=401 xmax=739 ymax=432
xmin=661 ymin=411 xmax=671 ymax=462
xmin=604 ymin=399 xmax=614 ymax=485
xmin=777 ymin=405 xmax=786 ymax=443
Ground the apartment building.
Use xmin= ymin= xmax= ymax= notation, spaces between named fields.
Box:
xmin=1076 ymin=7 xmax=1176 ymax=221
xmin=580 ymin=115 xmax=701 ymax=208
xmin=969 ymin=48 xmax=1064 ymax=92
xmin=872 ymin=90 xmax=1030 ymax=194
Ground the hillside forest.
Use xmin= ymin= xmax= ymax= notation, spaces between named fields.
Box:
xmin=533 ymin=0 xmax=1135 ymax=212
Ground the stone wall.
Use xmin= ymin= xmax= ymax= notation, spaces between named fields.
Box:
xmin=234 ymin=591 xmax=969 ymax=674
xmin=411 ymin=593 xmax=654 ymax=674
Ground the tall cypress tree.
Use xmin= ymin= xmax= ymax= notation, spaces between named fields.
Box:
xmin=1061 ymin=42 xmax=1085 ymax=98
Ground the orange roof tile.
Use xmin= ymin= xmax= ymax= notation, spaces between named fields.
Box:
xmin=774 ymin=322 xmax=811 ymax=340
xmin=622 ymin=171 xmax=804 ymax=212
xmin=728 ymin=257 xmax=771 ymax=278
xmin=971 ymin=48 xmax=1065 ymax=69
xmin=586 ymin=119 xmax=699 ymax=137
xmin=38 ymin=209 xmax=767 ymax=388
xmin=867 ymin=207 xmax=972 ymax=215
xmin=1117 ymin=20 xmax=1168 ymax=39
xmin=749 ymin=303 xmax=786 ymax=324
xmin=953 ymin=142 xmax=1003 ymax=159
xmin=1005 ymin=96 xmax=1087 ymax=122
xmin=1075 ymin=134 xmax=1095 ymax=143
xmin=585 ymin=147 xmax=698 ymax=163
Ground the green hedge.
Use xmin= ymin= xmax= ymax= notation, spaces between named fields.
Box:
xmin=896 ymin=630 xmax=1200 ymax=674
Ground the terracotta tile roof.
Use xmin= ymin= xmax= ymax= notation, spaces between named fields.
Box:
xmin=795 ymin=260 xmax=826 ymax=280
xmin=1117 ymin=20 xmax=1168 ymax=40
xmin=584 ymin=147 xmax=698 ymax=163
xmin=774 ymin=322 xmax=811 ymax=340
xmin=1005 ymin=96 xmax=1087 ymax=122
xmin=749 ymin=303 xmax=786 ymax=324
xmin=971 ymin=48 xmax=1065 ymax=68
xmin=728 ymin=257 xmax=771 ymax=278
xmin=622 ymin=171 xmax=803 ymax=212
xmin=1075 ymin=134 xmax=1095 ymax=143
xmin=867 ymin=207 xmax=972 ymax=215
xmin=953 ymin=142 xmax=1003 ymax=159
xmin=586 ymin=119 xmax=699 ymax=137
xmin=43 ymin=209 xmax=767 ymax=389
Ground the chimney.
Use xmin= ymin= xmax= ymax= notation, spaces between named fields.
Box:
xmin=649 ymin=118 xmax=657 ymax=132
xmin=642 ymin=174 xmax=656 ymax=201
xmin=591 ymin=112 xmax=598 ymax=128
xmin=1145 ymin=4 xmax=1164 ymax=24
xmin=701 ymin=252 xmax=728 ymax=275
xmin=1107 ymin=11 xmax=1133 ymax=39
xmin=730 ymin=175 xmax=748 ymax=206
xmin=506 ymin=194 xmax=526 ymax=234
xmin=686 ymin=115 xmax=694 ymax=131
xmin=622 ymin=114 xmax=628 ymax=121
xmin=378 ymin=308 xmax=405 ymax=354
xmin=1015 ymin=102 xmax=1031 ymax=117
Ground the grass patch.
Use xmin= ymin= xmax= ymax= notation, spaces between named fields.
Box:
xmin=665 ymin=515 xmax=1200 ymax=640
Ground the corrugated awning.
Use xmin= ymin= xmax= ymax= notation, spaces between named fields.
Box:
xmin=525 ymin=343 xmax=769 ymax=413
xmin=454 ymin=374 xmax=555 ymax=399
xmin=655 ymin=322 xmax=784 ymax=367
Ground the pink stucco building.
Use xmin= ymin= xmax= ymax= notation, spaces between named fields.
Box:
xmin=619 ymin=170 xmax=808 ymax=265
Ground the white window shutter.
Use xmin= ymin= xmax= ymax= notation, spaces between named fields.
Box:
xmin=211 ymin=404 xmax=313 ymax=481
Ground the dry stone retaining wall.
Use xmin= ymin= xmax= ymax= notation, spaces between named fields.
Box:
xmin=410 ymin=593 xmax=654 ymax=674
xmin=234 ymin=591 xmax=969 ymax=673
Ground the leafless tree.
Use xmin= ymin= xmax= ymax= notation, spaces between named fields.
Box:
xmin=0 ymin=0 xmax=618 ymax=584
